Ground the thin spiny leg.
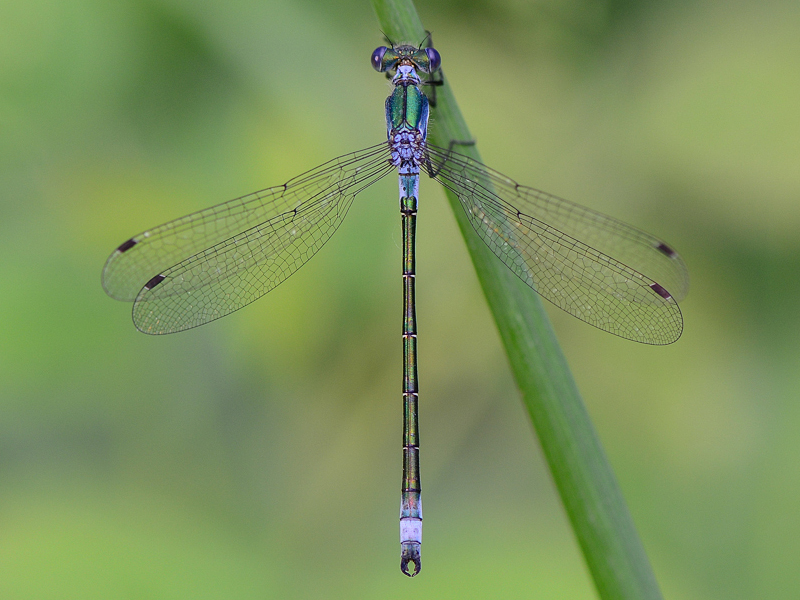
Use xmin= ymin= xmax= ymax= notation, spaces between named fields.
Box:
xmin=425 ymin=139 xmax=476 ymax=178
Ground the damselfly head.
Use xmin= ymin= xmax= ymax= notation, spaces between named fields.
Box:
xmin=371 ymin=44 xmax=441 ymax=74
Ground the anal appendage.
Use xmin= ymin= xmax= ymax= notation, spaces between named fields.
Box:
xmin=400 ymin=540 xmax=421 ymax=577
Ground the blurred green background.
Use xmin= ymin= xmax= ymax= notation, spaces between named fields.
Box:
xmin=2 ymin=0 xmax=799 ymax=597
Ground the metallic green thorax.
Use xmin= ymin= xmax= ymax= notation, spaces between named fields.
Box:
xmin=387 ymin=85 xmax=428 ymax=132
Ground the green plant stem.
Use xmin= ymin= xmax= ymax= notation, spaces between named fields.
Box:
xmin=370 ymin=1 xmax=665 ymax=598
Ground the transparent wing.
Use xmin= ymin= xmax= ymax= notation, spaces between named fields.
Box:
xmin=425 ymin=144 xmax=687 ymax=345
xmin=102 ymin=143 xmax=393 ymax=334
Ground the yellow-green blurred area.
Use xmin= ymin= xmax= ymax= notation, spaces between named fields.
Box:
xmin=1 ymin=0 xmax=799 ymax=597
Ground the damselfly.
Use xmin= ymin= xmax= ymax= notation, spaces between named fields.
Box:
xmin=102 ymin=41 xmax=688 ymax=577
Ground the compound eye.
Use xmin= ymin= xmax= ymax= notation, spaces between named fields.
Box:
xmin=371 ymin=46 xmax=388 ymax=72
xmin=425 ymin=47 xmax=441 ymax=72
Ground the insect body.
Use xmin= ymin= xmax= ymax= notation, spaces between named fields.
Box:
xmin=103 ymin=42 xmax=688 ymax=577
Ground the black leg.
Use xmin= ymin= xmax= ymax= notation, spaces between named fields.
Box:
xmin=425 ymin=139 xmax=476 ymax=178
xmin=421 ymin=31 xmax=445 ymax=107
